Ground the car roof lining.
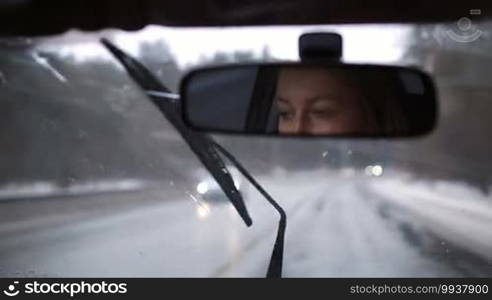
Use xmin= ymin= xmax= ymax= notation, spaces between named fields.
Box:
xmin=0 ymin=0 xmax=491 ymax=36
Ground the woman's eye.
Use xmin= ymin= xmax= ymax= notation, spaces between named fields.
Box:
xmin=310 ymin=109 xmax=334 ymax=118
xmin=278 ymin=110 xmax=294 ymax=120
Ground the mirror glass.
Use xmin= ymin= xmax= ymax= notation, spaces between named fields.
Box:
xmin=181 ymin=64 xmax=437 ymax=137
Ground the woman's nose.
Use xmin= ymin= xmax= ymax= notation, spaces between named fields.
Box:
xmin=291 ymin=114 xmax=309 ymax=134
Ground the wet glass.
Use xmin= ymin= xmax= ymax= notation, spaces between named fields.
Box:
xmin=0 ymin=19 xmax=491 ymax=277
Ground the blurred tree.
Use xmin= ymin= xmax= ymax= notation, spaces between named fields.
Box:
xmin=0 ymin=38 xmax=200 ymax=189
xmin=398 ymin=22 xmax=492 ymax=189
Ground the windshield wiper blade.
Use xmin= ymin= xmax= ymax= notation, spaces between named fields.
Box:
xmin=102 ymin=39 xmax=287 ymax=277
xmin=213 ymin=142 xmax=286 ymax=278
xmin=101 ymin=38 xmax=252 ymax=227
xmin=145 ymin=90 xmax=180 ymax=100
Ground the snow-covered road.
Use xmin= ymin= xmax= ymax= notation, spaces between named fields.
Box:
xmin=0 ymin=169 xmax=491 ymax=277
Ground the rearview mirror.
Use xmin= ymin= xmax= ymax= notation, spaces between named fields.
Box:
xmin=181 ymin=63 xmax=437 ymax=137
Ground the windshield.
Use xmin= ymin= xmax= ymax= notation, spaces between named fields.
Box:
xmin=1 ymin=19 xmax=491 ymax=277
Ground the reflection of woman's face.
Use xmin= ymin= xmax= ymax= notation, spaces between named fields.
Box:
xmin=275 ymin=67 xmax=371 ymax=135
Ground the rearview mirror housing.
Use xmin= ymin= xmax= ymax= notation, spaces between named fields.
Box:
xmin=181 ymin=62 xmax=438 ymax=138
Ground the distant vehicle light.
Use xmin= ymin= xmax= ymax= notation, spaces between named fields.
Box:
xmin=197 ymin=203 xmax=211 ymax=219
xmin=365 ymin=165 xmax=384 ymax=177
xmin=372 ymin=165 xmax=384 ymax=176
xmin=197 ymin=181 xmax=209 ymax=194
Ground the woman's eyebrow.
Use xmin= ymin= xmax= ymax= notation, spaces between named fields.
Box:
xmin=307 ymin=96 xmax=340 ymax=105
xmin=275 ymin=97 xmax=291 ymax=105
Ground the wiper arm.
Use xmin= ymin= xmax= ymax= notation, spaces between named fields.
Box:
xmin=101 ymin=39 xmax=287 ymax=277
xmin=145 ymin=90 xmax=180 ymax=101
xmin=101 ymin=38 xmax=252 ymax=227
xmin=213 ymin=142 xmax=286 ymax=278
